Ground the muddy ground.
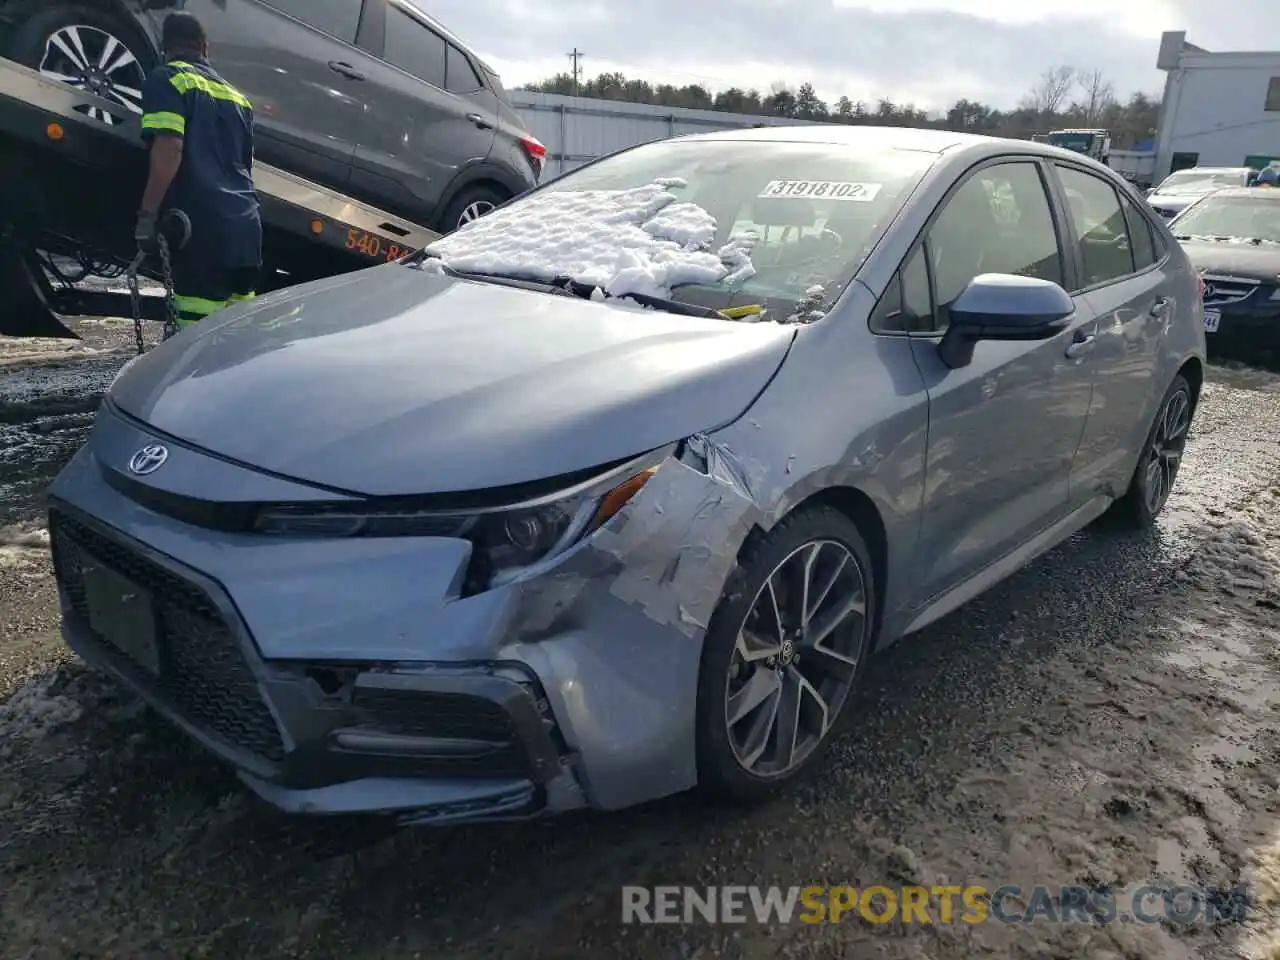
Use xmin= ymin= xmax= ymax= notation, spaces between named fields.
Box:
xmin=3 ymin=320 xmax=1280 ymax=959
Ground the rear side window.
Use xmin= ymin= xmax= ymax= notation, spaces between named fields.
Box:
xmin=1055 ymin=166 xmax=1134 ymax=288
xmin=383 ymin=6 xmax=446 ymax=87
xmin=264 ymin=0 xmax=361 ymax=43
xmin=926 ymin=161 xmax=1062 ymax=331
xmin=1118 ymin=192 xmax=1156 ymax=270
xmin=446 ymin=45 xmax=483 ymax=93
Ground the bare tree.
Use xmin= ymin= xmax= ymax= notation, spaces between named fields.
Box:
xmin=1076 ymin=69 xmax=1116 ymax=125
xmin=1022 ymin=65 xmax=1076 ymax=119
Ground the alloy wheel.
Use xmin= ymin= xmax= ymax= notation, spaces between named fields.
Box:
xmin=1143 ymin=386 xmax=1191 ymax=516
xmin=725 ymin=540 xmax=867 ymax=778
xmin=457 ymin=200 xmax=495 ymax=227
xmin=38 ymin=25 xmax=145 ymax=125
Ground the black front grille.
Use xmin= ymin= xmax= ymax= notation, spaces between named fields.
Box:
xmin=49 ymin=509 xmax=285 ymax=763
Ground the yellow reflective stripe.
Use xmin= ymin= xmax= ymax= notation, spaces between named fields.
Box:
xmin=229 ymin=291 xmax=257 ymax=302
xmin=168 ymin=69 xmax=252 ymax=109
xmin=173 ymin=295 xmax=228 ymax=317
xmin=141 ymin=111 xmax=185 ymax=134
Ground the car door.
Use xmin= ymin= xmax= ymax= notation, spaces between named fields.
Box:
xmin=187 ymin=0 xmax=370 ymax=191
xmin=906 ymin=158 xmax=1098 ymax=600
xmin=1051 ymin=164 xmax=1174 ymax=503
xmin=345 ymin=0 xmax=499 ymax=227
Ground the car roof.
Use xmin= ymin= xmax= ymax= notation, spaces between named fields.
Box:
xmin=670 ymin=123 xmax=1104 ymax=162
xmin=1208 ymin=186 xmax=1280 ymax=200
xmin=1173 ymin=167 xmax=1250 ymax=174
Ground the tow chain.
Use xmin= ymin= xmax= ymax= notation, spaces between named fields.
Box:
xmin=128 ymin=210 xmax=188 ymax=356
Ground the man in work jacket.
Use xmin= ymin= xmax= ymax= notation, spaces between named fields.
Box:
xmin=136 ymin=12 xmax=261 ymax=328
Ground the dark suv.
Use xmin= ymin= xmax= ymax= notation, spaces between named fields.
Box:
xmin=0 ymin=0 xmax=544 ymax=232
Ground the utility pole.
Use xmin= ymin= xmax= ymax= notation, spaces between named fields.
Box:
xmin=567 ymin=47 xmax=583 ymax=96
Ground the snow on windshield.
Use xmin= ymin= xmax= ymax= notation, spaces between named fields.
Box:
xmin=421 ymin=179 xmax=757 ymax=299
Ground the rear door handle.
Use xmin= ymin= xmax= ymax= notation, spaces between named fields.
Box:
xmin=1150 ymin=296 xmax=1171 ymax=318
xmin=466 ymin=112 xmax=494 ymax=130
xmin=328 ymin=61 xmax=365 ymax=80
xmin=1065 ymin=327 xmax=1097 ymax=359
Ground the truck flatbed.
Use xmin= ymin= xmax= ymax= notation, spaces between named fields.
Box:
xmin=0 ymin=56 xmax=440 ymax=338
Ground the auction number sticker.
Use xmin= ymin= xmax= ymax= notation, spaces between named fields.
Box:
xmin=757 ymin=180 xmax=883 ymax=201
xmin=1203 ymin=308 xmax=1221 ymax=332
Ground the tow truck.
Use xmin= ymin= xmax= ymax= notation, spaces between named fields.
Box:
xmin=1032 ymin=128 xmax=1112 ymax=165
xmin=0 ymin=54 xmax=439 ymax=341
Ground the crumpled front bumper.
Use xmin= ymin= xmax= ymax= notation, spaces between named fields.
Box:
xmin=47 ymin=405 xmax=764 ymax=824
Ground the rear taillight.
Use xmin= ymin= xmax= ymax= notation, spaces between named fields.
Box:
xmin=519 ymin=134 xmax=546 ymax=179
xmin=1197 ymin=273 xmax=1206 ymax=302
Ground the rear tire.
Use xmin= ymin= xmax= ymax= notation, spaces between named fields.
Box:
xmin=437 ymin=184 xmax=508 ymax=234
xmin=1105 ymin=373 xmax=1194 ymax=528
xmin=696 ymin=506 xmax=876 ymax=803
xmin=9 ymin=5 xmax=155 ymax=127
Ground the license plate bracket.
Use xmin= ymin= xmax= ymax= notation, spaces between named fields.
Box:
xmin=1204 ymin=308 xmax=1221 ymax=333
xmin=82 ymin=560 xmax=161 ymax=675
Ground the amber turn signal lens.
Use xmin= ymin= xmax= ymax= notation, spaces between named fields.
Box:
xmin=591 ymin=466 xmax=660 ymax=530
xmin=310 ymin=219 xmax=324 ymax=234
xmin=46 ymin=122 xmax=64 ymax=141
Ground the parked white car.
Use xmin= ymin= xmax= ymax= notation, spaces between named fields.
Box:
xmin=1146 ymin=167 xmax=1254 ymax=219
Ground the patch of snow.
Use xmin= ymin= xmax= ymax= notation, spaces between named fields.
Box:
xmin=0 ymin=671 xmax=83 ymax=743
xmin=424 ymin=179 xmax=757 ymax=301
xmin=1180 ymin=234 xmax=1280 ymax=246
xmin=652 ymin=177 xmax=687 ymax=188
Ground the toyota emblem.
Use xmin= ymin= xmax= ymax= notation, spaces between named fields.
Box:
xmin=128 ymin=443 xmax=169 ymax=475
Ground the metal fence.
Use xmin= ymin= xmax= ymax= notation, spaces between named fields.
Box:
xmin=508 ymin=91 xmax=827 ymax=179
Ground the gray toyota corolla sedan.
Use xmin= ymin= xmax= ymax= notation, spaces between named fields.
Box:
xmin=49 ymin=126 xmax=1206 ymax=825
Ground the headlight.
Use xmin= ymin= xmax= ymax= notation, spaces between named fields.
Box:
xmin=253 ymin=447 xmax=672 ymax=592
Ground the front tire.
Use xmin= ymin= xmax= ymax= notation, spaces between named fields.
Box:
xmin=696 ymin=506 xmax=876 ymax=802
xmin=10 ymin=4 xmax=155 ymax=127
xmin=1106 ymin=373 xmax=1194 ymax=528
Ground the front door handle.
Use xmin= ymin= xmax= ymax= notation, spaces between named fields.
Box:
xmin=465 ymin=112 xmax=494 ymax=130
xmin=1065 ymin=329 xmax=1097 ymax=359
xmin=1150 ymin=296 xmax=1171 ymax=318
xmin=328 ymin=60 xmax=366 ymax=80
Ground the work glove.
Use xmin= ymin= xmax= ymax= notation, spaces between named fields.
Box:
xmin=134 ymin=210 xmax=160 ymax=258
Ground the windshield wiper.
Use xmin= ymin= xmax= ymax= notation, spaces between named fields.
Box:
xmin=553 ymin=277 xmax=725 ymax=319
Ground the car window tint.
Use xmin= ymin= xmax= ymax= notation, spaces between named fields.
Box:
xmin=264 ymin=0 xmax=361 ymax=43
xmin=927 ymin=161 xmax=1062 ymax=331
xmin=1119 ymin=192 xmax=1156 ymax=270
xmin=1056 ymin=166 xmax=1135 ymax=287
xmin=446 ymin=44 xmax=483 ymax=93
xmin=383 ymin=6 xmax=447 ymax=87
xmin=869 ymin=272 xmax=905 ymax=333
xmin=902 ymin=245 xmax=933 ymax=330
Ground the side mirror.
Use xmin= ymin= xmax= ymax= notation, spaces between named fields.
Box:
xmin=938 ymin=274 xmax=1075 ymax=369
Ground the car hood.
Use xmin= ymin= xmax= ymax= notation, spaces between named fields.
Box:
xmin=1149 ymin=192 xmax=1201 ymax=208
xmin=1179 ymin=240 xmax=1280 ymax=282
xmin=109 ymin=265 xmax=796 ymax=495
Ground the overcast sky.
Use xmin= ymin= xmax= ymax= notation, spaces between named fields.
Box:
xmin=418 ymin=0 xmax=1278 ymax=111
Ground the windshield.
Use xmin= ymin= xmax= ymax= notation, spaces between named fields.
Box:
xmin=1156 ymin=171 xmax=1244 ymax=194
xmin=422 ymin=139 xmax=936 ymax=321
xmin=1171 ymin=194 xmax=1280 ymax=243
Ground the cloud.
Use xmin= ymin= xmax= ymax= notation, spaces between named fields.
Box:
xmin=417 ymin=0 xmax=1280 ymax=110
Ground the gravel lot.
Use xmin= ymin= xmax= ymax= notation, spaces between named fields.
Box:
xmin=3 ymin=319 xmax=1280 ymax=959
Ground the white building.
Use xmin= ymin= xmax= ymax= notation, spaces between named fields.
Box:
xmin=1154 ymin=31 xmax=1280 ymax=181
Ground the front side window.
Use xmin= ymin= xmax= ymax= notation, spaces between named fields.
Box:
xmin=264 ymin=0 xmax=362 ymax=43
xmin=383 ymin=6 xmax=446 ymax=87
xmin=1056 ymin=166 xmax=1134 ymax=287
xmin=1169 ymin=194 xmax=1280 ymax=244
xmin=926 ymin=161 xmax=1062 ymax=331
xmin=428 ymin=139 xmax=937 ymax=318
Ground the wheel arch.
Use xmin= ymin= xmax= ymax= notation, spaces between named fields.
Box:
xmin=1 ymin=0 xmax=159 ymax=62
xmin=1178 ymin=355 xmax=1204 ymax=408
xmin=437 ymin=164 xmax=525 ymax=219
xmin=738 ymin=485 xmax=890 ymax=646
